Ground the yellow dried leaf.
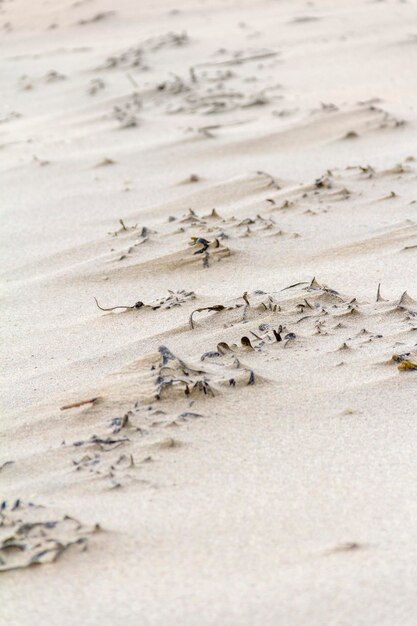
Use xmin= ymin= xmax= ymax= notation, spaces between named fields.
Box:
xmin=398 ymin=360 xmax=417 ymax=371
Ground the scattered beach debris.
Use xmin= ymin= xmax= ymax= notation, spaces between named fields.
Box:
xmin=77 ymin=11 xmax=115 ymax=26
xmin=95 ymin=157 xmax=115 ymax=167
xmin=324 ymin=542 xmax=364 ymax=556
xmin=94 ymin=290 xmax=196 ymax=314
xmin=0 ymin=501 xmax=99 ymax=573
xmin=153 ymin=345 xmax=255 ymax=399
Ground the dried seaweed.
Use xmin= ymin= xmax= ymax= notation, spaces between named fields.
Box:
xmin=324 ymin=542 xmax=363 ymax=555
xmin=88 ymin=78 xmax=105 ymax=95
xmin=152 ymin=345 xmax=256 ymax=399
xmin=0 ymin=501 xmax=99 ymax=573
xmin=77 ymin=11 xmax=115 ymax=26
xmin=108 ymin=219 xmax=138 ymax=236
xmin=376 ymin=283 xmax=383 ymax=302
xmin=72 ymin=435 xmax=130 ymax=451
xmin=189 ymin=305 xmax=227 ymax=329
xmin=398 ymin=360 xmax=417 ymax=371
xmin=201 ymin=351 xmax=221 ymax=361
xmin=95 ymin=157 xmax=115 ymax=168
xmin=154 ymin=346 xmax=214 ymax=399
xmin=72 ymin=450 xmax=136 ymax=489
xmin=113 ymin=93 xmax=141 ymax=129
xmin=0 ymin=461 xmax=14 ymax=473
xmin=241 ymin=336 xmax=254 ymax=350
xmin=273 ymin=327 xmax=282 ymax=342
xmin=100 ymin=32 xmax=188 ymax=72
xmin=95 ymin=290 xmax=195 ymax=314
xmin=257 ymin=170 xmax=281 ymax=189
xmin=94 ymin=297 xmax=144 ymax=312
xmin=190 ymin=236 xmax=211 ymax=254
xmin=281 ymin=281 xmax=309 ymax=291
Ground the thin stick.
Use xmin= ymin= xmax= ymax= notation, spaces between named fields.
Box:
xmin=195 ymin=51 xmax=278 ymax=68
xmin=126 ymin=73 xmax=138 ymax=88
xmin=281 ymin=281 xmax=309 ymax=291
xmin=61 ymin=397 xmax=99 ymax=410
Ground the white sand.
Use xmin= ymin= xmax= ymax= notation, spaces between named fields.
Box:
xmin=1 ymin=0 xmax=417 ymax=624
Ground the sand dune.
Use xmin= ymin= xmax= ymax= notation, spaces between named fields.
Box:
xmin=1 ymin=0 xmax=417 ymax=624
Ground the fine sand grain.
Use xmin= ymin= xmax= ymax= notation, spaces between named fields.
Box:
xmin=1 ymin=0 xmax=417 ymax=624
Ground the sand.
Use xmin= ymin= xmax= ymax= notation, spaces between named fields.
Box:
xmin=1 ymin=0 xmax=417 ymax=623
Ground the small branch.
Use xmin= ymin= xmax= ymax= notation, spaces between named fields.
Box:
xmin=281 ymin=281 xmax=309 ymax=291
xmin=61 ymin=397 xmax=99 ymax=411
xmin=195 ymin=51 xmax=278 ymax=68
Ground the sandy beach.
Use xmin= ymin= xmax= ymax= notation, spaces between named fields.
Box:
xmin=1 ymin=0 xmax=417 ymax=624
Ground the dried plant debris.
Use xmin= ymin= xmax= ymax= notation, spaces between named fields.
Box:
xmin=99 ymin=40 xmax=281 ymax=122
xmin=188 ymin=290 xmax=281 ymax=332
xmin=195 ymin=49 xmax=278 ymax=68
xmin=94 ymin=297 xmax=145 ymax=312
xmin=153 ymin=345 xmax=255 ymax=400
xmin=113 ymin=93 xmax=141 ymax=128
xmin=165 ymin=85 xmax=277 ymax=115
xmin=108 ymin=222 xmax=157 ymax=260
xmin=214 ymin=323 xmax=295 ymax=353
xmin=95 ymin=157 xmax=115 ymax=167
xmin=72 ymin=434 xmax=130 ymax=452
xmin=18 ymin=72 xmax=66 ymax=90
xmin=0 ymin=461 xmax=14 ymax=473
xmin=88 ymin=78 xmax=105 ymax=95
xmin=108 ymin=219 xmax=141 ymax=236
xmin=179 ymin=173 xmax=201 ymax=184
xmin=189 ymin=292 xmax=269 ymax=330
xmin=105 ymin=204 xmax=291 ymax=271
xmin=132 ymin=407 xmax=204 ymax=432
xmin=33 ymin=155 xmax=50 ymax=167
xmin=397 ymin=360 xmax=417 ymax=371
xmin=81 ymin=344 xmax=254 ymax=408
xmin=77 ymin=11 xmax=115 ymax=26
xmin=190 ymin=305 xmax=230 ymax=329
xmin=190 ymin=236 xmax=214 ymax=254
xmin=187 ymin=235 xmax=230 ymax=267
xmin=69 ymin=407 xmax=206 ymax=487
xmin=45 ymin=70 xmax=66 ymax=82
xmin=323 ymin=542 xmax=364 ymax=556
xmin=0 ymin=111 xmax=22 ymax=125
xmin=53 ymin=277 xmax=417 ymax=499
xmin=183 ymin=280 xmax=417 ymax=367
xmin=72 ymin=451 xmax=139 ymax=490
xmin=61 ymin=397 xmax=100 ymax=411
xmin=176 ymin=207 xmax=285 ymax=241
xmin=0 ymin=500 xmax=99 ymax=573
xmin=94 ymin=290 xmax=196 ymax=314
xmin=100 ymin=32 xmax=189 ymax=71
xmin=376 ymin=283 xmax=386 ymax=303
xmin=60 ymin=350 xmax=258 ymax=488
xmin=397 ymin=291 xmax=417 ymax=315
